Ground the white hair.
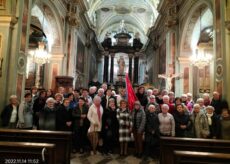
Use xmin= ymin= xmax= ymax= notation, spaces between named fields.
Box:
xmin=163 ymin=95 xmax=169 ymax=100
xmin=206 ymin=106 xmax=215 ymax=111
xmin=9 ymin=95 xmax=17 ymax=100
xmin=98 ymin=88 xmax=105 ymax=93
xmin=196 ymin=98 xmax=204 ymax=103
xmin=93 ymin=95 xmax=101 ymax=102
xmin=46 ymin=97 xmax=56 ymax=103
xmin=193 ymin=103 xmax=200 ymax=109
xmin=148 ymin=104 xmax=156 ymax=109
xmin=187 ymin=93 xmax=192 ymax=97
xmin=161 ymin=104 xmax=169 ymax=110
xmin=147 ymin=89 xmax=153 ymax=94
xmin=181 ymin=94 xmax=187 ymax=98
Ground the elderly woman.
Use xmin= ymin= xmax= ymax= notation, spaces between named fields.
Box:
xmin=87 ymin=96 xmax=103 ymax=155
xmin=1 ymin=95 xmax=19 ymax=128
xmin=161 ymin=95 xmax=175 ymax=114
xmin=173 ymin=104 xmax=191 ymax=137
xmin=18 ymin=93 xmax=33 ymax=129
xmin=132 ymin=101 xmax=146 ymax=158
xmin=144 ymin=104 xmax=160 ymax=158
xmin=102 ymin=98 xmax=119 ymax=155
xmin=189 ymin=104 xmax=209 ymax=138
xmin=158 ymin=104 xmax=175 ymax=137
xmin=39 ymin=97 xmax=57 ymax=131
xmin=196 ymin=98 xmax=206 ymax=113
xmin=205 ymin=106 xmax=220 ymax=139
xmin=72 ymin=97 xmax=89 ymax=154
xmin=117 ymin=100 xmax=132 ymax=156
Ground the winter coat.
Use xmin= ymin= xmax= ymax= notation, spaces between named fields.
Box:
xmin=131 ymin=108 xmax=146 ymax=133
xmin=173 ymin=111 xmax=191 ymax=137
xmin=145 ymin=111 xmax=160 ymax=145
xmin=87 ymin=104 xmax=103 ymax=132
xmin=56 ymin=105 xmax=72 ymax=131
xmin=72 ymin=104 xmax=89 ymax=130
xmin=1 ymin=104 xmax=19 ymax=127
xmin=189 ymin=112 xmax=210 ymax=138
xmin=18 ymin=101 xmax=33 ymax=128
xmin=102 ymin=107 xmax=119 ymax=139
xmin=39 ymin=106 xmax=57 ymax=131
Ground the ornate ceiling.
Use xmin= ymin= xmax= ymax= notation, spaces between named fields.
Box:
xmin=86 ymin=0 xmax=160 ymax=44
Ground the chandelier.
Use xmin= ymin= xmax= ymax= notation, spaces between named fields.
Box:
xmin=190 ymin=49 xmax=212 ymax=69
xmin=190 ymin=7 xmax=212 ymax=69
xmin=29 ymin=41 xmax=51 ymax=65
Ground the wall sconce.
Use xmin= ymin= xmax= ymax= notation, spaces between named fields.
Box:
xmin=0 ymin=57 xmax=3 ymax=77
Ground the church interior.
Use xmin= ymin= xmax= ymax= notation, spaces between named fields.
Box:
xmin=0 ymin=0 xmax=230 ymax=163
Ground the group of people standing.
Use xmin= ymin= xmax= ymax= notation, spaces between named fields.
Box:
xmin=1 ymin=84 xmax=230 ymax=159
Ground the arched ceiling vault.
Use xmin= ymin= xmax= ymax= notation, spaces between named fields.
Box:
xmin=86 ymin=0 xmax=160 ymax=44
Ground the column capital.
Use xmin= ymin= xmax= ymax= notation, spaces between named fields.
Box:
xmin=128 ymin=53 xmax=133 ymax=58
xmin=110 ymin=53 xmax=115 ymax=58
xmin=102 ymin=51 xmax=109 ymax=56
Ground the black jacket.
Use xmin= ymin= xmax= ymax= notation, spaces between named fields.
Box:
xmin=101 ymin=96 xmax=117 ymax=110
xmin=39 ymin=107 xmax=57 ymax=131
xmin=56 ymin=105 xmax=72 ymax=131
xmin=72 ymin=104 xmax=89 ymax=130
xmin=136 ymin=93 xmax=148 ymax=108
xmin=145 ymin=111 xmax=160 ymax=145
xmin=1 ymin=104 xmax=19 ymax=127
xmin=173 ymin=111 xmax=191 ymax=137
xmin=207 ymin=113 xmax=221 ymax=138
xmin=102 ymin=107 xmax=119 ymax=139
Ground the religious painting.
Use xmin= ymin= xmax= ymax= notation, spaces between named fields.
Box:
xmin=51 ymin=63 xmax=59 ymax=90
xmin=76 ymin=37 xmax=85 ymax=73
xmin=0 ymin=0 xmax=6 ymax=9
xmin=20 ymin=0 xmax=29 ymax=52
xmin=158 ymin=40 xmax=166 ymax=88
xmin=16 ymin=74 xmax=23 ymax=101
xmin=25 ymin=61 xmax=36 ymax=89
xmin=89 ymin=53 xmax=96 ymax=80
xmin=183 ymin=67 xmax=189 ymax=93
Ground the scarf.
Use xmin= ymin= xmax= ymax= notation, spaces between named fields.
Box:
xmin=96 ymin=105 xmax=101 ymax=122
xmin=206 ymin=113 xmax=213 ymax=125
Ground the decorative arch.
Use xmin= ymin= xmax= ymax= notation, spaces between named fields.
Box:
xmin=179 ymin=0 xmax=213 ymax=56
xmin=31 ymin=0 xmax=64 ymax=53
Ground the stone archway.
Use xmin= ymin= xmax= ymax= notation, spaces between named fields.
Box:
xmin=178 ymin=0 xmax=214 ymax=98
xmin=26 ymin=0 xmax=65 ymax=90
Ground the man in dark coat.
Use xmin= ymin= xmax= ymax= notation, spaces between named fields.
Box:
xmin=211 ymin=91 xmax=229 ymax=115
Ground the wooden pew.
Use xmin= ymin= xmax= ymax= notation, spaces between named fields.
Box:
xmin=0 ymin=129 xmax=72 ymax=164
xmin=0 ymin=141 xmax=56 ymax=164
xmin=160 ymin=137 xmax=230 ymax=164
xmin=174 ymin=150 xmax=230 ymax=164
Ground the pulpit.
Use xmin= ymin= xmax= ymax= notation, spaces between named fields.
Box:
xmin=55 ymin=76 xmax=74 ymax=92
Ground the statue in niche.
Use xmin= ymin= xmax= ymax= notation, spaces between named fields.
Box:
xmin=117 ymin=56 xmax=126 ymax=75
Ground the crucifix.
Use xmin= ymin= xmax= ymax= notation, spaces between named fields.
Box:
xmin=158 ymin=73 xmax=183 ymax=91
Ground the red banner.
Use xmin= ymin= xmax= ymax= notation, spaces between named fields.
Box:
xmin=125 ymin=74 xmax=138 ymax=111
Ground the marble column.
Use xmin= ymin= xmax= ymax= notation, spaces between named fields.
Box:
xmin=103 ymin=54 xmax=109 ymax=83
xmin=128 ymin=54 xmax=133 ymax=81
xmin=133 ymin=55 xmax=139 ymax=84
xmin=110 ymin=53 xmax=115 ymax=84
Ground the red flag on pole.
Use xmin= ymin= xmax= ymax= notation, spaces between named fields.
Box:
xmin=125 ymin=74 xmax=138 ymax=111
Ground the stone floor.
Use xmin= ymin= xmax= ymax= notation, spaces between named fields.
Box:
xmin=70 ymin=153 xmax=159 ymax=164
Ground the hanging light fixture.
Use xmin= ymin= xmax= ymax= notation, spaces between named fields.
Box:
xmin=29 ymin=5 xmax=51 ymax=88
xmin=189 ymin=8 xmax=212 ymax=69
